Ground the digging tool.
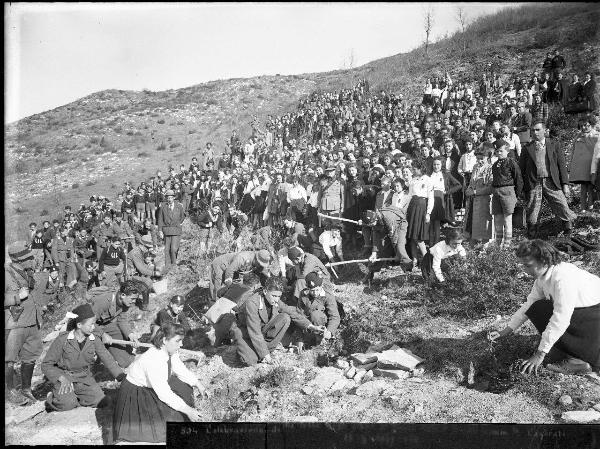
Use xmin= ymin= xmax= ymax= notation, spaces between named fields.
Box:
xmin=328 ymin=264 xmax=339 ymax=279
xmin=110 ymin=339 xmax=205 ymax=361
xmin=317 ymin=213 xmax=360 ymax=225
xmin=325 ymin=257 xmax=396 ymax=267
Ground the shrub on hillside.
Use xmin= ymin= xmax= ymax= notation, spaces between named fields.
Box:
xmin=206 ymin=99 xmax=218 ymax=106
xmin=169 ymin=142 xmax=181 ymax=149
xmin=71 ymin=183 xmax=80 ymax=189
xmin=13 ymin=159 xmax=31 ymax=174
xmin=113 ymin=126 xmax=123 ymax=134
xmin=252 ymin=366 xmax=297 ymax=388
xmin=407 ymin=246 xmax=530 ymax=319
xmin=15 ymin=206 xmax=29 ymax=214
xmin=137 ymin=151 xmax=150 ymax=158
xmin=40 ymin=209 xmax=49 ymax=216
xmin=157 ymin=119 xmax=165 ymax=124
xmin=156 ymin=143 xmax=166 ymax=151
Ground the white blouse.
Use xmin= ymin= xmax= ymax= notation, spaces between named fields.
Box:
xmin=126 ymin=347 xmax=197 ymax=413
xmin=508 ymin=262 xmax=600 ymax=354
xmin=429 ymin=171 xmax=445 ymax=193
xmin=408 ymin=176 xmax=434 ymax=215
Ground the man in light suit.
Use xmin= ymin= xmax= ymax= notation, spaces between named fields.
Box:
xmin=157 ymin=189 xmax=186 ymax=271
xmin=519 ymin=121 xmax=576 ymax=238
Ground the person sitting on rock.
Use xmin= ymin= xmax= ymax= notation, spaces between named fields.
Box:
xmin=42 ymin=303 xmax=125 ymax=412
xmin=292 ymin=272 xmax=341 ymax=351
xmin=489 ymin=239 xmax=600 ymax=376
xmin=231 ymin=276 xmax=318 ymax=366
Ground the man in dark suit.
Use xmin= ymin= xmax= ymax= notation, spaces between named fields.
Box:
xmin=231 ymin=276 xmax=317 ymax=366
xmin=513 ymin=102 xmax=532 ymax=145
xmin=157 ymin=189 xmax=186 ymax=271
xmin=519 ymin=121 xmax=577 ymax=238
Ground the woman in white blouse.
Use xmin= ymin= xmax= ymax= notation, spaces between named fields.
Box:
xmin=113 ymin=322 xmax=209 ymax=444
xmin=405 ymin=161 xmax=434 ymax=270
xmin=489 ymin=240 xmax=600 ymax=376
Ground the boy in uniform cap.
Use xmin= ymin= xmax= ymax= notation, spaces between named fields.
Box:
xmin=5 ymin=241 xmax=44 ymax=405
xmin=127 ymin=234 xmax=162 ymax=290
xmin=98 ymin=236 xmax=127 ymax=289
xmin=286 ymin=246 xmax=332 ymax=300
xmin=292 ymin=271 xmax=341 ymax=351
xmin=92 ymin=214 xmax=116 ymax=258
xmin=112 ymin=212 xmax=135 ymax=252
xmin=51 ymin=227 xmax=75 ymax=287
xmin=42 ymin=303 xmax=125 ymax=412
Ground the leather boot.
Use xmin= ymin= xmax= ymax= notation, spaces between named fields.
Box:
xmin=5 ymin=363 xmax=28 ymax=406
xmin=20 ymin=362 xmax=38 ymax=402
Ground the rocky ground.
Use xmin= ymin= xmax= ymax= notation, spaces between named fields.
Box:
xmin=5 ymin=212 xmax=600 ymax=445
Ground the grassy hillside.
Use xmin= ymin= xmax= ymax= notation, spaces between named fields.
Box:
xmin=5 ymin=2 xmax=600 ymax=242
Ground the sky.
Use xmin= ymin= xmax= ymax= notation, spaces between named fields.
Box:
xmin=5 ymin=2 xmax=515 ymax=124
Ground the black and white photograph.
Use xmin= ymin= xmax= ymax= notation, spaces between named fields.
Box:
xmin=4 ymin=2 xmax=600 ymax=446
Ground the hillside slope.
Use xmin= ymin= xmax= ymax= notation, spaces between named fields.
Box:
xmin=5 ymin=2 xmax=600 ymax=241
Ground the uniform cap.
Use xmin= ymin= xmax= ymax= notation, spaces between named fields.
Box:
xmin=71 ymin=304 xmax=95 ymax=323
xmin=305 ymin=271 xmax=323 ymax=288
xmin=165 ymin=189 xmax=176 ymax=197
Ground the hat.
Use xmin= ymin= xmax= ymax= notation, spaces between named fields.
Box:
xmin=363 ymin=210 xmax=378 ymax=225
xmin=165 ymin=189 xmax=175 ymax=197
xmin=254 ymin=250 xmax=271 ymax=269
xmin=71 ymin=304 xmax=95 ymax=324
xmin=49 ymin=265 xmax=59 ymax=273
xmin=325 ymin=164 xmax=336 ymax=172
xmin=140 ymin=235 xmax=154 ymax=247
xmin=8 ymin=241 xmax=33 ymax=262
xmin=288 ymin=246 xmax=304 ymax=260
xmin=305 ymin=271 xmax=323 ymax=289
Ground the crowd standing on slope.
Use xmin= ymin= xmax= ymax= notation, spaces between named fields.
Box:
xmin=5 ymin=51 xmax=600 ymax=443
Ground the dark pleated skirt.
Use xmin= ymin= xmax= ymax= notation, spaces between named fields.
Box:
xmin=406 ymin=196 xmax=429 ymax=241
xmin=239 ymin=193 xmax=255 ymax=214
xmin=112 ymin=378 xmax=192 ymax=443
xmin=430 ymin=190 xmax=446 ymax=222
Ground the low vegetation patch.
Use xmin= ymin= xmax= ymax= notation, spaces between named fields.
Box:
xmin=410 ymin=246 xmax=530 ymax=319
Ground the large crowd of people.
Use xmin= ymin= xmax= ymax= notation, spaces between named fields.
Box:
xmin=5 ymin=49 xmax=600 ymax=443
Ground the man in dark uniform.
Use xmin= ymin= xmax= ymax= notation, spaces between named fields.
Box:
xmin=231 ymin=277 xmax=318 ymax=366
xmin=317 ymin=164 xmax=344 ymax=228
xmin=286 ymin=246 xmax=332 ymax=300
xmin=42 ymin=303 xmax=125 ymax=412
xmin=292 ymin=272 xmax=341 ymax=351
xmin=90 ymin=280 xmax=142 ymax=368
xmin=5 ymin=241 xmax=44 ymax=405
xmin=350 ymin=180 xmax=378 ymax=254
